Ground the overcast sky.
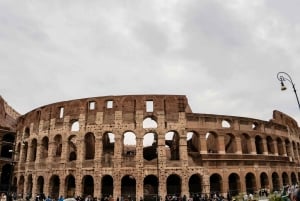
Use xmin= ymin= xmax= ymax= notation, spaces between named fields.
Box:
xmin=1 ymin=0 xmax=300 ymax=124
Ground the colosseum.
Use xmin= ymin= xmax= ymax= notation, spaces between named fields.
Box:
xmin=0 ymin=94 xmax=300 ymax=201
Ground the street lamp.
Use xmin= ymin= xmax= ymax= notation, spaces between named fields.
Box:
xmin=277 ymin=72 xmax=300 ymax=110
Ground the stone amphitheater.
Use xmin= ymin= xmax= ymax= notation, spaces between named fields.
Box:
xmin=0 ymin=95 xmax=300 ymax=200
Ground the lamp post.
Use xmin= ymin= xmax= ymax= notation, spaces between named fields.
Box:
xmin=277 ymin=72 xmax=300 ymax=110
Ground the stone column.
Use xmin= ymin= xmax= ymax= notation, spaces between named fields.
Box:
xmin=199 ymin=132 xmax=207 ymax=154
xmin=262 ymin=138 xmax=268 ymax=155
xmin=273 ymin=140 xmax=278 ymax=156
xmin=218 ymin=134 xmax=225 ymax=154
xmin=235 ymin=135 xmax=242 ymax=154
xmin=135 ymin=136 xmax=144 ymax=200
xmin=250 ymin=137 xmax=256 ymax=155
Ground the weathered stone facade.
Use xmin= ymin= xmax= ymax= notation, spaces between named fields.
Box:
xmin=2 ymin=95 xmax=300 ymax=200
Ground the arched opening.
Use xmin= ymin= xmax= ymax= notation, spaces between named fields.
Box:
xmin=85 ymin=133 xmax=95 ymax=160
xmin=285 ymin=140 xmax=292 ymax=158
xmin=210 ymin=174 xmax=222 ymax=194
xmin=143 ymin=133 xmax=157 ymax=161
xmin=103 ymin=132 xmax=115 ymax=166
xmin=272 ymin=172 xmax=280 ymax=192
xmin=37 ymin=176 xmax=44 ymax=195
xmin=121 ymin=175 xmax=136 ymax=201
xmin=241 ymin=134 xmax=251 ymax=154
xmin=206 ymin=132 xmax=218 ymax=153
xmin=18 ymin=175 xmax=25 ymax=197
xmin=245 ymin=173 xmax=256 ymax=194
xmin=282 ymin=172 xmax=289 ymax=186
xmin=165 ymin=131 xmax=180 ymax=160
xmin=27 ymin=174 xmax=33 ymax=197
xmin=71 ymin=120 xmax=80 ymax=132
xmin=221 ymin=120 xmax=231 ymax=128
xmin=82 ymin=175 xmax=94 ymax=197
xmin=102 ymin=175 xmax=114 ymax=198
xmin=65 ymin=175 xmax=76 ymax=198
xmin=166 ymin=174 xmax=181 ymax=196
xmin=260 ymin=172 xmax=269 ymax=189
xmin=255 ymin=136 xmax=264 ymax=154
xmin=143 ymin=175 xmax=158 ymax=201
xmin=277 ymin=138 xmax=284 ymax=156
xmin=49 ymin=175 xmax=60 ymax=199
xmin=68 ymin=135 xmax=77 ymax=161
xmin=291 ymin=172 xmax=297 ymax=185
xmin=188 ymin=174 xmax=202 ymax=195
xmin=143 ymin=117 xmax=158 ymax=129
xmin=228 ymin=173 xmax=240 ymax=196
xmin=30 ymin=139 xmax=37 ymax=162
xmin=187 ymin=131 xmax=199 ymax=153
xmin=225 ymin=134 xmax=236 ymax=153
xmin=54 ymin=135 xmax=62 ymax=157
xmin=266 ymin=136 xmax=275 ymax=155
xmin=41 ymin=137 xmax=49 ymax=158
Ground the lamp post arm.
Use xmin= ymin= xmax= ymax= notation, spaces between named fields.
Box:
xmin=277 ymin=72 xmax=300 ymax=110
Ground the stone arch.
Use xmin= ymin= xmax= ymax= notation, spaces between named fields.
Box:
xmin=291 ymin=172 xmax=297 ymax=185
xmin=285 ymin=139 xmax=292 ymax=158
xmin=166 ymin=174 xmax=181 ymax=195
xmin=255 ymin=135 xmax=264 ymax=154
xmin=188 ymin=174 xmax=202 ymax=195
xmin=85 ymin=132 xmax=95 ymax=160
xmin=292 ymin=141 xmax=297 ymax=160
xmin=102 ymin=175 xmax=114 ymax=198
xmin=187 ymin=131 xmax=200 ymax=153
xmin=228 ymin=173 xmax=240 ymax=196
xmin=22 ymin=141 xmax=28 ymax=162
xmin=277 ymin=138 xmax=284 ymax=156
xmin=70 ymin=120 xmax=80 ymax=132
xmin=260 ymin=172 xmax=269 ymax=188
xmin=144 ymin=175 xmax=158 ymax=200
xmin=65 ymin=174 xmax=76 ymax=198
xmin=103 ymin=132 xmax=115 ymax=166
xmin=210 ymin=173 xmax=222 ymax=194
xmin=24 ymin=127 xmax=30 ymax=138
xmin=82 ymin=175 xmax=94 ymax=197
xmin=68 ymin=135 xmax=77 ymax=161
xmin=27 ymin=174 xmax=33 ymax=197
xmin=266 ymin=136 xmax=275 ymax=155
xmin=121 ymin=175 xmax=136 ymax=200
xmin=41 ymin=137 xmax=49 ymax=158
xmin=143 ymin=116 xmax=158 ymax=129
xmin=241 ymin=133 xmax=251 ymax=154
xmin=143 ymin=132 xmax=157 ymax=161
xmin=206 ymin=131 xmax=218 ymax=153
xmin=122 ymin=131 xmax=136 ymax=165
xmin=165 ymin=131 xmax=180 ymax=160
xmin=29 ymin=139 xmax=37 ymax=162
xmin=49 ymin=175 xmax=60 ymax=199
xmin=282 ymin=172 xmax=289 ymax=186
xmin=272 ymin=172 xmax=280 ymax=192
xmin=36 ymin=176 xmax=44 ymax=195
xmin=245 ymin=172 xmax=256 ymax=194
xmin=54 ymin=134 xmax=62 ymax=157
xmin=225 ymin=133 xmax=236 ymax=153
xmin=18 ymin=175 xmax=25 ymax=197
xmin=1 ymin=164 xmax=12 ymax=192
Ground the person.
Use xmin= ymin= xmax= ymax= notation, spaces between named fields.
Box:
xmin=291 ymin=189 xmax=300 ymax=201
xmin=1 ymin=193 xmax=7 ymax=201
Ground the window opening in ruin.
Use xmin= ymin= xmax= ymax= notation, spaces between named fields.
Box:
xmin=54 ymin=135 xmax=62 ymax=157
xmin=42 ymin=137 xmax=49 ymax=158
xmin=229 ymin=173 xmax=240 ymax=196
xmin=31 ymin=139 xmax=37 ymax=161
xmin=106 ymin=100 xmax=113 ymax=108
xmin=206 ymin=132 xmax=218 ymax=153
xmin=103 ymin=132 xmax=115 ymax=165
xmin=71 ymin=121 xmax=80 ymax=132
xmin=89 ymin=101 xmax=95 ymax=110
xmin=266 ymin=136 xmax=274 ymax=154
xmin=222 ymin=120 xmax=231 ymax=128
xmin=252 ymin=122 xmax=258 ymax=130
xmin=146 ymin=100 xmax=154 ymax=112
xmin=241 ymin=134 xmax=251 ymax=154
xmin=255 ymin=136 xmax=264 ymax=154
xmin=85 ymin=133 xmax=95 ymax=160
xmin=188 ymin=174 xmax=202 ymax=195
xmin=59 ymin=107 xmax=64 ymax=118
xmin=123 ymin=132 xmax=136 ymax=156
xmin=210 ymin=174 xmax=222 ymax=194
xmin=24 ymin=127 xmax=30 ymax=138
xmin=225 ymin=134 xmax=236 ymax=153
xmin=143 ymin=117 xmax=157 ymax=128
xmin=121 ymin=175 xmax=136 ymax=198
xmin=68 ymin=135 xmax=77 ymax=161
xmin=143 ymin=175 xmax=158 ymax=199
xmin=166 ymin=174 xmax=181 ymax=195
xmin=165 ymin=131 xmax=179 ymax=160
xmin=187 ymin=132 xmax=199 ymax=152
xmin=143 ymin=133 xmax=157 ymax=161
xmin=101 ymin=175 xmax=114 ymax=197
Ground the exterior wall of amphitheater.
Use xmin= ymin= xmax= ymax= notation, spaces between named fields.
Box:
xmin=11 ymin=95 xmax=300 ymax=200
